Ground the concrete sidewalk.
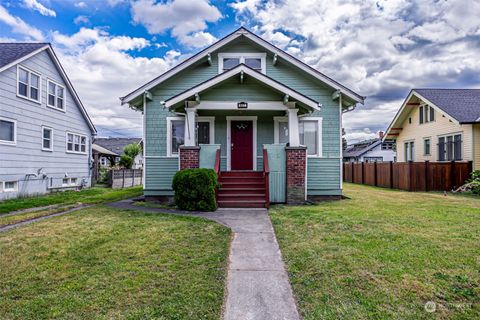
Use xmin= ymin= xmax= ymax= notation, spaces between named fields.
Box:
xmin=107 ymin=201 xmax=300 ymax=319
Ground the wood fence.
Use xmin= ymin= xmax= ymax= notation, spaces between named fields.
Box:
xmin=110 ymin=169 xmax=143 ymax=189
xmin=343 ymin=161 xmax=473 ymax=192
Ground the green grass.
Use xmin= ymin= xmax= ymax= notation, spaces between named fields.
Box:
xmin=0 ymin=186 xmax=143 ymax=214
xmin=0 ymin=206 xmax=230 ymax=319
xmin=0 ymin=204 xmax=79 ymax=227
xmin=270 ymin=183 xmax=480 ymax=320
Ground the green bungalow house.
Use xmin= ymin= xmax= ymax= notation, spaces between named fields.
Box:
xmin=121 ymin=27 xmax=364 ymax=207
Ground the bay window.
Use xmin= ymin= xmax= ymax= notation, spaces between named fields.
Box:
xmin=17 ymin=66 xmax=40 ymax=102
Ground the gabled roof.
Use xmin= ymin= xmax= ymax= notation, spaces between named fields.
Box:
xmin=121 ymin=27 xmax=365 ymax=105
xmin=164 ymin=64 xmax=320 ymax=110
xmin=92 ymin=143 xmax=119 ymax=156
xmin=94 ymin=137 xmax=142 ymax=154
xmin=0 ymin=42 xmax=96 ymax=134
xmin=384 ymin=88 xmax=480 ymax=140
xmin=343 ymin=139 xmax=382 ymax=158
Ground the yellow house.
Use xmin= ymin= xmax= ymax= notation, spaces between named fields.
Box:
xmin=384 ymin=89 xmax=480 ymax=169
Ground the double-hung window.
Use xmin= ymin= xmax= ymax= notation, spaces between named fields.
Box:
xmin=167 ymin=117 xmax=215 ymax=156
xmin=0 ymin=117 xmax=16 ymax=145
xmin=423 ymin=138 xmax=431 ymax=156
xmin=274 ymin=117 xmax=323 ymax=156
xmin=404 ymin=141 xmax=414 ymax=161
xmin=47 ymin=80 xmax=65 ymax=111
xmin=419 ymin=105 xmax=435 ymax=124
xmin=17 ymin=66 xmax=40 ymax=102
xmin=66 ymin=132 xmax=87 ymax=154
xmin=42 ymin=126 xmax=53 ymax=151
xmin=438 ymin=134 xmax=462 ymax=161
xmin=218 ymin=53 xmax=266 ymax=73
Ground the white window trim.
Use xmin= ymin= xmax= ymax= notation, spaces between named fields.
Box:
xmin=65 ymin=131 xmax=87 ymax=154
xmin=41 ymin=126 xmax=53 ymax=152
xmin=218 ymin=52 xmax=266 ymax=74
xmin=46 ymin=79 xmax=66 ymax=112
xmin=2 ymin=181 xmax=18 ymax=192
xmin=226 ymin=116 xmax=258 ymax=171
xmin=166 ymin=116 xmax=216 ymax=157
xmin=404 ymin=139 xmax=415 ymax=161
xmin=17 ymin=65 xmax=41 ymax=104
xmin=423 ymin=136 xmax=431 ymax=156
xmin=274 ymin=116 xmax=323 ymax=157
xmin=0 ymin=116 xmax=17 ymax=145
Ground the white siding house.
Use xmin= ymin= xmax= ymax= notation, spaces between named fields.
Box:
xmin=0 ymin=43 xmax=96 ymax=200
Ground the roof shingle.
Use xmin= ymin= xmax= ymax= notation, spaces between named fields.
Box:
xmin=0 ymin=43 xmax=49 ymax=69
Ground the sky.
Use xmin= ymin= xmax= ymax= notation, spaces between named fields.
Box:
xmin=1 ymin=0 xmax=480 ymax=143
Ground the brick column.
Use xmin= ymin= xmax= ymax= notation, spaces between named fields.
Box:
xmin=179 ymin=146 xmax=200 ymax=170
xmin=285 ymin=146 xmax=307 ymax=204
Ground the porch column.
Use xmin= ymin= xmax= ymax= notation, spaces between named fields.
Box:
xmin=184 ymin=107 xmax=197 ymax=146
xmin=287 ymin=108 xmax=300 ymax=147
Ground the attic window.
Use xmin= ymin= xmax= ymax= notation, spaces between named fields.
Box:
xmin=218 ymin=53 xmax=266 ymax=74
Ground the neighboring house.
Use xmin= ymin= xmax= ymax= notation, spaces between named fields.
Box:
xmin=93 ymin=137 xmax=143 ymax=169
xmin=120 ymin=27 xmax=365 ymax=207
xmin=384 ymin=89 xmax=480 ymax=169
xmin=344 ymin=133 xmax=396 ymax=162
xmin=0 ymin=43 xmax=96 ymax=200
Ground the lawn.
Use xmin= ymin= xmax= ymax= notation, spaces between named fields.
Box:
xmin=0 ymin=206 xmax=230 ymax=319
xmin=0 ymin=186 xmax=143 ymax=214
xmin=270 ymin=183 xmax=480 ymax=320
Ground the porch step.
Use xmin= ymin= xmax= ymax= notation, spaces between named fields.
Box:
xmin=217 ymin=171 xmax=267 ymax=208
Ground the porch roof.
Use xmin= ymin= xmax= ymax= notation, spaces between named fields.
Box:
xmin=163 ymin=64 xmax=321 ymax=111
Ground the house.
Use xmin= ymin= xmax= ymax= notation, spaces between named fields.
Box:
xmin=120 ymin=27 xmax=365 ymax=207
xmin=0 ymin=43 xmax=96 ymax=200
xmin=343 ymin=132 xmax=396 ymax=162
xmin=384 ymin=89 xmax=480 ymax=169
xmin=93 ymin=137 xmax=143 ymax=169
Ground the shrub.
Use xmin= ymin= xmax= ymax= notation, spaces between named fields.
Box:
xmin=172 ymin=168 xmax=219 ymax=211
xmin=467 ymin=170 xmax=480 ymax=195
xmin=124 ymin=143 xmax=142 ymax=159
xmin=119 ymin=155 xmax=133 ymax=169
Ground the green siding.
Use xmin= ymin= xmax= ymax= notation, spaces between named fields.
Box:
xmin=144 ymin=36 xmax=343 ymax=197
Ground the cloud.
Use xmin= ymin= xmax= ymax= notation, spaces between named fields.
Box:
xmin=130 ymin=0 xmax=222 ymax=48
xmin=0 ymin=5 xmax=44 ymax=41
xmin=23 ymin=0 xmax=56 ymax=17
xmin=74 ymin=2 xmax=87 ymax=9
xmin=51 ymin=28 xmax=181 ymax=137
xmin=73 ymin=15 xmax=89 ymax=25
xmin=231 ymin=0 xmax=480 ymax=143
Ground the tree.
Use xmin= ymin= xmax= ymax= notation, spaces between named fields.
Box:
xmin=119 ymin=155 xmax=133 ymax=169
xmin=119 ymin=143 xmax=142 ymax=169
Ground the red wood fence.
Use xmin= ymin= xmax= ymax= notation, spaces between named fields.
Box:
xmin=343 ymin=161 xmax=473 ymax=192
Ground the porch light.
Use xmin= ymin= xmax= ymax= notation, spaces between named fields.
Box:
xmin=237 ymin=101 xmax=248 ymax=109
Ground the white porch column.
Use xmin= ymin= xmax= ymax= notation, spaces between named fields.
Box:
xmin=184 ymin=108 xmax=197 ymax=146
xmin=287 ymin=108 xmax=300 ymax=147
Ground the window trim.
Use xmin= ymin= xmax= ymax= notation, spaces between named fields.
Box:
xmin=3 ymin=181 xmax=18 ymax=192
xmin=41 ymin=126 xmax=53 ymax=152
xmin=273 ymin=116 xmax=323 ymax=157
xmin=423 ymin=137 xmax=431 ymax=156
xmin=17 ymin=65 xmax=41 ymax=104
xmin=437 ymin=132 xmax=463 ymax=161
xmin=0 ymin=116 xmax=17 ymax=145
xmin=166 ymin=116 xmax=216 ymax=157
xmin=46 ymin=79 xmax=66 ymax=112
xmin=218 ymin=52 xmax=267 ymax=74
xmin=65 ymin=131 xmax=87 ymax=154
xmin=404 ymin=139 xmax=415 ymax=161
xmin=419 ymin=104 xmax=435 ymax=125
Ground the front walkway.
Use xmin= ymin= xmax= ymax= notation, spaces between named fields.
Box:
xmin=108 ymin=201 xmax=300 ymax=320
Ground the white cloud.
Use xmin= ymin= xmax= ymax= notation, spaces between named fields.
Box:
xmin=0 ymin=5 xmax=44 ymax=41
xmin=130 ymin=0 xmax=222 ymax=48
xmin=73 ymin=15 xmax=89 ymax=25
xmin=74 ymin=2 xmax=87 ymax=9
xmin=51 ymin=28 xmax=181 ymax=136
xmin=23 ymin=0 xmax=56 ymax=17
xmin=231 ymin=0 xmax=480 ymax=143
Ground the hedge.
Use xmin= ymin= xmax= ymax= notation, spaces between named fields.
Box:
xmin=172 ymin=168 xmax=219 ymax=211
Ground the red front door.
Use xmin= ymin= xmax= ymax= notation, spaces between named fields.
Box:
xmin=231 ymin=120 xmax=253 ymax=170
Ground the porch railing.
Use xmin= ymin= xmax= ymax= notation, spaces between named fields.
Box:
xmin=263 ymin=149 xmax=270 ymax=208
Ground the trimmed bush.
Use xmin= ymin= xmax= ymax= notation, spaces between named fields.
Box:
xmin=172 ymin=168 xmax=219 ymax=211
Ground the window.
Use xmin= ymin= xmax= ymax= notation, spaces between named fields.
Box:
xmin=438 ymin=134 xmax=462 ymax=161
xmin=167 ymin=117 xmax=214 ymax=156
xmin=404 ymin=141 xmax=414 ymax=161
xmin=381 ymin=140 xmax=395 ymax=150
xmin=364 ymin=157 xmax=383 ymax=162
xmin=424 ymin=138 xmax=431 ymax=156
xmin=2 ymin=181 xmax=18 ymax=192
xmin=47 ymin=80 xmax=65 ymax=111
xmin=17 ymin=66 xmax=40 ymax=102
xmin=42 ymin=126 xmax=53 ymax=151
xmin=419 ymin=105 xmax=435 ymax=124
xmin=70 ymin=178 xmax=77 ymax=185
xmin=274 ymin=117 xmax=322 ymax=156
xmin=66 ymin=132 xmax=87 ymax=154
xmin=218 ymin=53 xmax=266 ymax=74
xmin=0 ymin=117 xmax=16 ymax=145
xmin=62 ymin=178 xmax=69 ymax=186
